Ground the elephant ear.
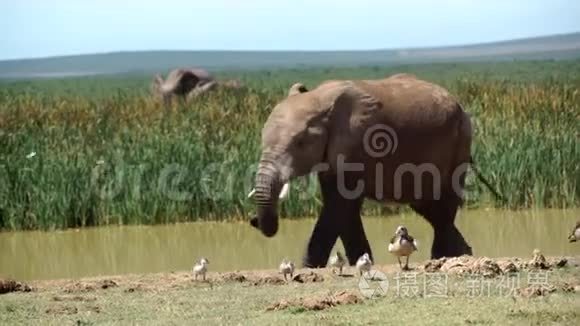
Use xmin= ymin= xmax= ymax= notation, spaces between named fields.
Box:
xmin=288 ymin=83 xmax=308 ymax=96
xmin=325 ymin=83 xmax=383 ymax=170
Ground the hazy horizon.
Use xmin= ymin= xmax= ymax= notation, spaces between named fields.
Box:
xmin=2 ymin=0 xmax=580 ymax=61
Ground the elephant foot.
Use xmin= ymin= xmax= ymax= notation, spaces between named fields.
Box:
xmin=345 ymin=247 xmax=373 ymax=266
xmin=302 ymin=252 xmax=331 ymax=269
xmin=302 ymin=217 xmax=338 ymax=268
xmin=431 ymin=225 xmax=472 ymax=259
xmin=341 ymin=226 xmax=373 ymax=266
xmin=411 ymin=196 xmax=472 ymax=260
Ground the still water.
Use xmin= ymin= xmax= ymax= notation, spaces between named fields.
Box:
xmin=1 ymin=209 xmax=578 ymax=281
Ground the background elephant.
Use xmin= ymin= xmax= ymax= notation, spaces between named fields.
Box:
xmin=151 ymin=68 xmax=243 ymax=105
xmin=250 ymin=74 xmax=496 ymax=268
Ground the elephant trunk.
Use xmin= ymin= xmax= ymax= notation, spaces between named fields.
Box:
xmin=250 ymin=157 xmax=286 ymax=237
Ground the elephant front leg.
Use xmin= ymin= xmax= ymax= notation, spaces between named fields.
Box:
xmin=302 ymin=173 xmax=371 ymax=268
xmin=338 ymin=198 xmax=371 ymax=266
xmin=303 ymin=204 xmax=340 ymax=268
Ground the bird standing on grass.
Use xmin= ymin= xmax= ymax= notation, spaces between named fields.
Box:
xmin=328 ymin=251 xmax=346 ymax=275
xmin=279 ymin=258 xmax=295 ymax=281
xmin=388 ymin=225 xmax=418 ymax=271
xmin=356 ymin=253 xmax=372 ymax=277
xmin=192 ymin=258 xmax=209 ymax=281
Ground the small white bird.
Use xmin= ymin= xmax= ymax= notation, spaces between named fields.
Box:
xmin=247 ymin=182 xmax=290 ymax=200
xmin=356 ymin=253 xmax=372 ymax=277
xmin=568 ymin=221 xmax=580 ymax=242
xmin=328 ymin=251 xmax=346 ymax=275
xmin=388 ymin=225 xmax=418 ymax=271
xmin=26 ymin=152 xmax=36 ymax=159
xmin=192 ymin=258 xmax=209 ymax=281
xmin=279 ymin=258 xmax=295 ymax=281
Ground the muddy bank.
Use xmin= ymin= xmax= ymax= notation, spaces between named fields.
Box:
xmin=1 ymin=255 xmax=577 ymax=296
xmin=266 ymin=290 xmax=362 ymax=311
xmin=422 ymin=252 xmax=571 ymax=277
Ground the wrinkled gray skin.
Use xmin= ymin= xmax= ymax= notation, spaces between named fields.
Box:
xmin=250 ymin=74 xmax=476 ymax=268
xmin=151 ymin=68 xmax=242 ymax=105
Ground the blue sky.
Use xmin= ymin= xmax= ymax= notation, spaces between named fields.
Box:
xmin=1 ymin=0 xmax=579 ymax=60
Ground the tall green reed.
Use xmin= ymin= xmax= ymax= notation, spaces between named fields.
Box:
xmin=0 ymin=62 xmax=578 ymax=230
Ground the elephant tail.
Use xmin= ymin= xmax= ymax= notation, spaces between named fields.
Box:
xmin=469 ymin=156 xmax=506 ymax=203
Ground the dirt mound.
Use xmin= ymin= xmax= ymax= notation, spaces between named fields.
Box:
xmin=266 ymin=290 xmax=362 ymax=312
xmin=45 ymin=305 xmax=78 ymax=315
xmin=497 ymin=260 xmax=518 ymax=273
xmin=52 ymin=295 xmax=96 ymax=302
xmin=422 ymin=255 xmax=568 ymax=277
xmin=249 ymin=271 xmax=324 ymax=285
xmin=124 ymin=284 xmax=145 ymax=293
xmin=64 ymin=282 xmax=95 ymax=293
xmin=63 ymin=279 xmax=117 ymax=293
xmin=426 ymin=256 xmax=502 ymax=277
xmin=423 ymin=259 xmax=445 ymax=273
xmin=218 ymin=272 xmax=248 ymax=283
xmin=0 ymin=279 xmax=32 ymax=294
xmin=99 ymin=279 xmax=117 ymax=289
xmin=86 ymin=305 xmax=102 ymax=313
xmin=292 ymin=271 xmax=324 ymax=283
xmin=251 ymin=276 xmax=286 ymax=286
xmin=517 ymin=285 xmax=557 ymax=298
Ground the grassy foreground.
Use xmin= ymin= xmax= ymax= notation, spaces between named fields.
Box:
xmin=1 ymin=256 xmax=579 ymax=325
xmin=1 ymin=60 xmax=579 ymax=231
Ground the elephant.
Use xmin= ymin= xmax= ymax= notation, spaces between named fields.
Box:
xmin=249 ymin=73 xmax=502 ymax=268
xmin=288 ymin=83 xmax=308 ymax=96
xmin=151 ymin=68 xmax=243 ymax=105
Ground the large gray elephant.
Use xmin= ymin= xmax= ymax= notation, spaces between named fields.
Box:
xmin=249 ymin=74 xmax=501 ymax=268
xmin=151 ymin=68 xmax=242 ymax=104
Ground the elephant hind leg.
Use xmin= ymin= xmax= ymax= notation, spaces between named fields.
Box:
xmin=411 ymin=195 xmax=472 ymax=259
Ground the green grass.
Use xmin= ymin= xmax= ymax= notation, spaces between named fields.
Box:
xmin=0 ymin=267 xmax=578 ymax=325
xmin=0 ymin=60 xmax=579 ymax=231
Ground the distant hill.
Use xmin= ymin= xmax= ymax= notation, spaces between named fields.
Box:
xmin=1 ymin=32 xmax=579 ymax=79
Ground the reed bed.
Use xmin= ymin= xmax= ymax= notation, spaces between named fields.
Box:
xmin=0 ymin=61 xmax=578 ymax=230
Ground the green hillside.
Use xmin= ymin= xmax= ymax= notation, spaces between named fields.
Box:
xmin=1 ymin=32 xmax=579 ymax=78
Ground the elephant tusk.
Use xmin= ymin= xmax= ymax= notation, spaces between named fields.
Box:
xmin=247 ymin=182 xmax=289 ymax=200
xmin=279 ymin=182 xmax=290 ymax=200
xmin=247 ymin=188 xmax=256 ymax=199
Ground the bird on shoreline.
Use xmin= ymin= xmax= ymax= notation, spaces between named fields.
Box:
xmin=279 ymin=258 xmax=295 ymax=281
xmin=568 ymin=221 xmax=580 ymax=242
xmin=328 ymin=251 xmax=346 ymax=275
xmin=192 ymin=258 xmax=209 ymax=281
xmin=388 ymin=225 xmax=418 ymax=271
xmin=356 ymin=253 xmax=372 ymax=277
